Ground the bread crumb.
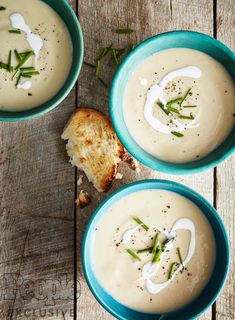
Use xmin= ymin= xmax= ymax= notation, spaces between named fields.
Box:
xmin=128 ymin=157 xmax=140 ymax=173
xmin=75 ymin=190 xmax=91 ymax=208
xmin=77 ymin=174 xmax=84 ymax=186
xmin=116 ymin=173 xmax=123 ymax=180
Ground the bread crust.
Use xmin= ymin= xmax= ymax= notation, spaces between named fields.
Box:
xmin=62 ymin=107 xmax=125 ymax=192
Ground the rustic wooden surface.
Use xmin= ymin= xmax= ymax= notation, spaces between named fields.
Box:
xmin=0 ymin=0 xmax=234 ymax=319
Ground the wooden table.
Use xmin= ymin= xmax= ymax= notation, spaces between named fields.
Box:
xmin=0 ymin=0 xmax=234 ymax=319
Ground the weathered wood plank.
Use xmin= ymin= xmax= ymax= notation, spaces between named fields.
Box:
xmin=0 ymin=0 xmax=77 ymax=318
xmin=76 ymin=1 xmax=214 ymax=319
xmin=215 ymin=0 xmax=235 ymax=319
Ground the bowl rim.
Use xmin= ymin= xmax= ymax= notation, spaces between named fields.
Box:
xmin=82 ymin=179 xmax=230 ymax=320
xmin=0 ymin=0 xmax=84 ymax=121
xmin=109 ymin=30 xmax=235 ymax=174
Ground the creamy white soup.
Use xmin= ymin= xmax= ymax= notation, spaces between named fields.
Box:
xmin=93 ymin=189 xmax=216 ymax=313
xmin=0 ymin=0 xmax=72 ymax=111
xmin=123 ymin=48 xmax=235 ymax=163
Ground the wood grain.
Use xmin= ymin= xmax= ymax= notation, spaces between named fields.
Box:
xmin=76 ymin=1 xmax=214 ymax=319
xmin=0 ymin=1 xmax=76 ymax=319
xmin=215 ymin=1 xmax=235 ymax=319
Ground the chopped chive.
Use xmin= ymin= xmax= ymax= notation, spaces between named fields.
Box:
xmin=168 ymin=106 xmax=180 ymax=114
xmin=133 ymin=217 xmax=149 ymax=231
xmin=167 ymin=97 xmax=183 ymax=105
xmin=126 ymin=249 xmax=141 ymax=261
xmin=15 ymin=72 xmax=22 ymax=87
xmin=98 ymin=43 xmax=113 ymax=60
xmin=0 ymin=62 xmax=9 ymax=70
xmin=22 ymin=74 xmax=32 ymax=78
xmin=115 ymin=48 xmax=125 ymax=59
xmin=180 ymin=88 xmax=191 ymax=106
xmin=20 ymin=67 xmax=35 ymax=71
xmin=14 ymin=49 xmax=21 ymax=62
xmin=15 ymin=51 xmax=34 ymax=70
xmin=171 ymin=131 xmax=184 ymax=138
xmin=179 ymin=115 xmax=194 ymax=120
xmin=9 ymin=30 xmax=21 ymax=34
xmin=8 ymin=50 xmax=12 ymax=72
xmin=95 ymin=59 xmax=101 ymax=77
xmin=183 ymin=105 xmax=197 ymax=108
xmin=162 ymin=237 xmax=175 ymax=247
xmin=84 ymin=61 xmax=96 ymax=68
xmin=116 ymin=28 xmax=134 ymax=34
xmin=19 ymin=51 xmax=33 ymax=59
xmin=0 ymin=6 xmax=6 ymax=10
xmin=152 ymin=233 xmax=159 ymax=255
xmin=157 ymin=102 xmax=170 ymax=116
xmin=98 ymin=76 xmax=109 ymax=88
xmin=11 ymin=69 xmax=19 ymax=80
xmin=168 ymin=262 xmax=176 ymax=279
xmin=22 ymin=71 xmax=40 ymax=76
xmin=152 ymin=248 xmax=163 ymax=263
xmin=177 ymin=247 xmax=183 ymax=265
xmin=137 ymin=246 xmax=153 ymax=254
xmin=111 ymin=49 xmax=119 ymax=67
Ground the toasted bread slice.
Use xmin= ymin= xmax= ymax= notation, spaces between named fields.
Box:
xmin=61 ymin=108 xmax=125 ymax=192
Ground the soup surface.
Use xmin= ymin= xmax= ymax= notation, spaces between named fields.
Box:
xmin=123 ymin=48 xmax=235 ymax=163
xmin=0 ymin=0 xmax=72 ymax=111
xmin=93 ymin=189 xmax=216 ymax=313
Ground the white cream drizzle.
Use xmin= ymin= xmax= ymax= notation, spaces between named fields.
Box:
xmin=122 ymin=218 xmax=196 ymax=295
xmin=143 ymin=66 xmax=202 ymax=134
xmin=17 ymin=81 xmax=32 ymax=90
xmin=10 ymin=13 xmax=43 ymax=90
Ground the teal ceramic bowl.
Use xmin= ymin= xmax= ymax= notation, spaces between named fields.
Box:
xmin=0 ymin=0 xmax=83 ymax=121
xmin=110 ymin=31 xmax=235 ymax=174
xmin=82 ymin=180 xmax=230 ymax=320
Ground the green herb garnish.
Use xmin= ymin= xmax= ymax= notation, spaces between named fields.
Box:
xmin=22 ymin=71 xmax=40 ymax=76
xmin=180 ymin=88 xmax=191 ymax=106
xmin=98 ymin=43 xmax=113 ymax=60
xmin=15 ymin=51 xmax=34 ymax=70
xmin=133 ymin=217 xmax=149 ymax=231
xmin=0 ymin=62 xmax=9 ymax=70
xmin=152 ymin=248 xmax=163 ymax=263
xmin=111 ymin=49 xmax=119 ymax=67
xmin=171 ymin=131 xmax=184 ymax=138
xmin=116 ymin=28 xmax=134 ymax=34
xmin=8 ymin=50 xmax=12 ymax=72
xmin=137 ymin=246 xmax=153 ymax=254
xmin=179 ymin=115 xmax=194 ymax=120
xmin=157 ymin=102 xmax=170 ymax=116
xmin=20 ymin=67 xmax=36 ymax=71
xmin=14 ymin=50 xmax=21 ymax=62
xmin=126 ymin=249 xmax=141 ymax=261
xmin=162 ymin=237 xmax=175 ymax=247
xmin=152 ymin=233 xmax=159 ymax=256
xmin=167 ymin=97 xmax=183 ymax=105
xmin=177 ymin=247 xmax=183 ymax=265
xmin=0 ymin=6 xmax=6 ymax=10
xmin=9 ymin=30 xmax=21 ymax=34
xmin=115 ymin=48 xmax=125 ymax=59
xmin=168 ymin=106 xmax=180 ymax=114
xmin=15 ymin=72 xmax=22 ymax=87
xmin=95 ymin=60 xmax=101 ymax=77
xmin=183 ymin=105 xmax=197 ymax=108
xmin=168 ymin=262 xmax=176 ymax=279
